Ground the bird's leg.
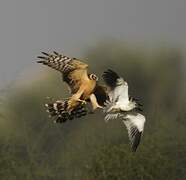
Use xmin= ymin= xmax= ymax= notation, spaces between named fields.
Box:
xmin=89 ymin=93 xmax=103 ymax=110
xmin=67 ymin=88 xmax=86 ymax=111
xmin=77 ymin=98 xmax=86 ymax=104
xmin=71 ymin=86 xmax=85 ymax=102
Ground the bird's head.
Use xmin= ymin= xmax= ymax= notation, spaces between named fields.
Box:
xmin=89 ymin=74 xmax=99 ymax=81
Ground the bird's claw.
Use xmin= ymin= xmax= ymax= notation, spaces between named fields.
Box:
xmin=79 ymin=100 xmax=86 ymax=104
xmin=97 ymin=105 xmax=103 ymax=109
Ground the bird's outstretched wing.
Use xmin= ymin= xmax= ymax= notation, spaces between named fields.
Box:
xmin=104 ymin=108 xmax=145 ymax=151
xmin=102 ymin=69 xmax=129 ymax=103
xmin=103 ymin=69 xmax=145 ymax=151
xmin=122 ymin=113 xmax=146 ymax=152
xmin=37 ymin=51 xmax=89 ymax=94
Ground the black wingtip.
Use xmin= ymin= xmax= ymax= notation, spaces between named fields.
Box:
xmin=37 ymin=60 xmax=47 ymax=64
xmin=102 ymin=69 xmax=120 ymax=88
xmin=53 ymin=51 xmax=59 ymax=55
xmin=132 ymin=97 xmax=141 ymax=101
xmin=102 ymin=69 xmax=119 ymax=78
xmin=138 ymin=103 xmax=143 ymax=107
xmin=41 ymin=51 xmax=50 ymax=56
xmin=37 ymin=60 xmax=44 ymax=63
xmin=136 ymin=107 xmax=143 ymax=112
xmin=37 ymin=56 xmax=46 ymax=59
xmin=131 ymin=131 xmax=142 ymax=152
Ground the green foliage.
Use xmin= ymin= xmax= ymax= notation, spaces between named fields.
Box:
xmin=0 ymin=41 xmax=186 ymax=179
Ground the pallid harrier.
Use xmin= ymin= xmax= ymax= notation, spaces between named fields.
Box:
xmin=37 ymin=51 xmax=107 ymax=122
xmin=103 ymin=69 xmax=146 ymax=152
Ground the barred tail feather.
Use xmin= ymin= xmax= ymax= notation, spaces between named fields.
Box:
xmin=45 ymin=99 xmax=87 ymax=123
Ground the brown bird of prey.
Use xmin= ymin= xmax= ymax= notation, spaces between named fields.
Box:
xmin=37 ymin=51 xmax=107 ymax=122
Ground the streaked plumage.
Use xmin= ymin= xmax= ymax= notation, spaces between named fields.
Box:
xmin=37 ymin=51 xmax=107 ymax=122
xmin=103 ymin=69 xmax=146 ymax=152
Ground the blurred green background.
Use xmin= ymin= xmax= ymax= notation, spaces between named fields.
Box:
xmin=0 ymin=41 xmax=186 ymax=180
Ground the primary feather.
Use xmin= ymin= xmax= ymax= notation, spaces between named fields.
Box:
xmin=37 ymin=51 xmax=89 ymax=94
xmin=122 ymin=113 xmax=145 ymax=152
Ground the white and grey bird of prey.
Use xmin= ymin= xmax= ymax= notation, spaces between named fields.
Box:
xmin=102 ymin=69 xmax=146 ymax=152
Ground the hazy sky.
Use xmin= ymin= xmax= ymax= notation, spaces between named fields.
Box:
xmin=0 ymin=0 xmax=186 ymax=88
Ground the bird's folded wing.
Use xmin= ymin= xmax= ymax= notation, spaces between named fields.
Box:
xmin=37 ymin=51 xmax=89 ymax=94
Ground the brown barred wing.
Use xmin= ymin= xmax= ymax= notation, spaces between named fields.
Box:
xmin=37 ymin=51 xmax=89 ymax=94
xmin=37 ymin=51 xmax=74 ymax=72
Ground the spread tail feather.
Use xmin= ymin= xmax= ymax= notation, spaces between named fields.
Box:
xmin=45 ymin=99 xmax=87 ymax=123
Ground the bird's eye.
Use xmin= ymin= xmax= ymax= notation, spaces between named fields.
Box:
xmin=94 ymin=75 xmax=98 ymax=81
xmin=90 ymin=74 xmax=98 ymax=81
